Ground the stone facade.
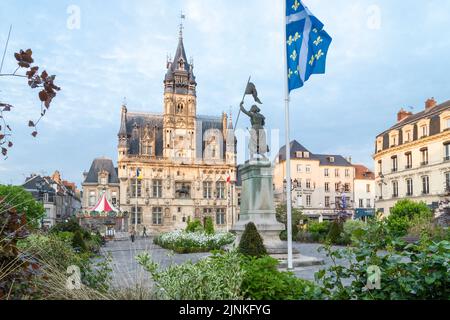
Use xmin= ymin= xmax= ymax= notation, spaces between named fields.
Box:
xmin=374 ymin=98 xmax=450 ymax=216
xmin=23 ymin=171 xmax=82 ymax=228
xmin=353 ymin=164 xmax=376 ymax=214
xmin=116 ymin=27 xmax=238 ymax=234
xmin=274 ymin=140 xmax=355 ymax=221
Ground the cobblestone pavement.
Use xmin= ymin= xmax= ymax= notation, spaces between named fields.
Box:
xmin=100 ymin=237 xmax=210 ymax=289
xmin=100 ymin=238 xmax=349 ymax=289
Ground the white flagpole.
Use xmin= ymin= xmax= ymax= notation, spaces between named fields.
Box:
xmin=283 ymin=0 xmax=294 ymax=270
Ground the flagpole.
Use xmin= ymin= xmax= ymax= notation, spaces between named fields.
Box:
xmin=234 ymin=76 xmax=252 ymax=129
xmin=283 ymin=0 xmax=294 ymax=270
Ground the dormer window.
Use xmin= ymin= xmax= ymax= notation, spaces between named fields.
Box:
xmin=303 ymin=152 xmax=310 ymax=158
xmin=417 ymin=119 xmax=430 ymax=138
xmin=389 ymin=130 xmax=399 ymax=147
xmin=420 ymin=125 xmax=428 ymax=138
xmin=178 ymin=59 xmax=184 ymax=70
xmin=376 ymin=137 xmax=383 ymax=153
xmin=439 ymin=111 xmax=450 ymax=132
xmin=296 ymin=151 xmax=303 ymax=158
xmin=329 ymin=157 xmax=335 ymax=163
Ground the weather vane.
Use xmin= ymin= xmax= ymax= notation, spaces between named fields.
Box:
xmin=179 ymin=11 xmax=186 ymax=36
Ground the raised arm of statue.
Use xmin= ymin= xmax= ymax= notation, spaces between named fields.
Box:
xmin=240 ymin=102 xmax=251 ymax=117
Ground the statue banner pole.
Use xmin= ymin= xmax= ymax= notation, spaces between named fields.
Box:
xmin=234 ymin=76 xmax=251 ymax=129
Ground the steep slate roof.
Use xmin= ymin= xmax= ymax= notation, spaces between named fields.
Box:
xmin=277 ymin=140 xmax=352 ymax=167
xmin=377 ymin=100 xmax=450 ymax=137
xmin=84 ymin=157 xmax=119 ymax=184
xmin=353 ymin=164 xmax=375 ymax=180
xmin=126 ymin=112 xmax=164 ymax=157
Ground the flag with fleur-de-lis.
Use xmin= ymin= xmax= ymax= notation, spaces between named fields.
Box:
xmin=286 ymin=0 xmax=332 ymax=92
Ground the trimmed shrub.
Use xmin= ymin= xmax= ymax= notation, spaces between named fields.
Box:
xmin=238 ymin=222 xmax=267 ymax=258
xmin=327 ymin=220 xmax=344 ymax=244
xmin=308 ymin=221 xmax=330 ymax=243
xmin=204 ymin=217 xmax=215 ymax=235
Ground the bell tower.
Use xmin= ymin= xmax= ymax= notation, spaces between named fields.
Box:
xmin=163 ymin=15 xmax=197 ymax=160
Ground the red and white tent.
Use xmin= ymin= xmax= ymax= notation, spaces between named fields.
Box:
xmin=89 ymin=193 xmax=119 ymax=213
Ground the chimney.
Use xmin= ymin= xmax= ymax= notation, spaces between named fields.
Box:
xmin=397 ymin=108 xmax=413 ymax=122
xmin=425 ymin=97 xmax=437 ymax=110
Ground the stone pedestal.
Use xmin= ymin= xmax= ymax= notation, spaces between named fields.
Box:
xmin=232 ymin=159 xmax=323 ymax=267
xmin=232 ymin=160 xmax=288 ymax=254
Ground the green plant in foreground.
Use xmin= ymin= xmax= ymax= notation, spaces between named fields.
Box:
xmin=316 ymin=239 xmax=450 ymax=300
xmin=241 ymin=255 xmax=323 ymax=300
xmin=137 ymin=251 xmax=244 ymax=300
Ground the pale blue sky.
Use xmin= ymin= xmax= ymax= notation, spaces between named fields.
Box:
xmin=1 ymin=0 xmax=450 ymax=186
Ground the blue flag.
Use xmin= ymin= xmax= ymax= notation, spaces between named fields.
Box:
xmin=286 ymin=0 xmax=332 ymax=92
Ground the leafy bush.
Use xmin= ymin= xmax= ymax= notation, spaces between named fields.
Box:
xmin=186 ymin=219 xmax=204 ymax=233
xmin=204 ymin=217 xmax=215 ymax=235
xmin=137 ymin=251 xmax=244 ymax=300
xmin=296 ymin=230 xmax=314 ymax=243
xmin=342 ymin=220 xmax=366 ymax=245
xmin=308 ymin=221 xmax=330 ymax=242
xmin=276 ymin=205 xmax=304 ymax=240
xmin=241 ymin=255 xmax=323 ymax=300
xmin=316 ymin=240 xmax=450 ymax=300
xmin=154 ymin=231 xmax=235 ymax=253
xmin=407 ymin=215 xmax=449 ymax=242
xmin=387 ymin=200 xmax=433 ymax=237
xmin=238 ymin=222 xmax=267 ymax=258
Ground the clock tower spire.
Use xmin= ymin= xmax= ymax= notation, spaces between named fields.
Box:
xmin=163 ymin=16 xmax=197 ymax=160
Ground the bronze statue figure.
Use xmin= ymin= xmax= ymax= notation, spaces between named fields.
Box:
xmin=240 ymin=101 xmax=269 ymax=159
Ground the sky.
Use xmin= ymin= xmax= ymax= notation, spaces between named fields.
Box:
xmin=1 ymin=0 xmax=450 ymax=187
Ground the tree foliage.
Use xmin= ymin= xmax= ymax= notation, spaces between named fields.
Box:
xmin=0 ymin=45 xmax=61 ymax=159
xmin=0 ymin=185 xmax=44 ymax=228
xmin=204 ymin=216 xmax=215 ymax=235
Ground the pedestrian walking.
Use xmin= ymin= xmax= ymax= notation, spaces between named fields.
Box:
xmin=130 ymin=228 xmax=136 ymax=243
xmin=143 ymin=226 xmax=148 ymax=238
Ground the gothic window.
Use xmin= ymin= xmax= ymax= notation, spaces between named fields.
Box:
xmin=152 ymin=207 xmax=163 ymax=225
xmin=216 ymin=208 xmax=226 ymax=225
xmin=111 ymin=192 xmax=117 ymax=205
xmin=216 ymin=182 xmax=226 ymax=199
xmin=153 ymin=180 xmax=163 ymax=198
xmin=177 ymin=103 xmax=184 ymax=114
xmin=131 ymin=180 xmax=142 ymax=197
xmin=203 ymin=182 xmax=213 ymax=199
xmin=131 ymin=207 xmax=142 ymax=225
xmin=89 ymin=191 xmax=96 ymax=206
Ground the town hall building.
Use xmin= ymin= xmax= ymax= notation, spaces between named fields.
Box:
xmin=116 ymin=24 xmax=238 ymax=234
